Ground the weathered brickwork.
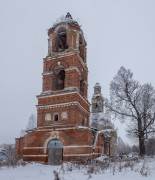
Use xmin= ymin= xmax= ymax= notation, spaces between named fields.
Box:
xmin=16 ymin=127 xmax=99 ymax=162
xmin=15 ymin=13 xmax=107 ymax=164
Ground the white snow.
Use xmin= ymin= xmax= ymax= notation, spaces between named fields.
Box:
xmin=53 ymin=15 xmax=78 ymax=27
xmin=20 ymin=130 xmax=27 ymax=137
xmin=90 ymin=112 xmax=114 ymax=128
xmin=0 ymin=157 xmax=155 ymax=180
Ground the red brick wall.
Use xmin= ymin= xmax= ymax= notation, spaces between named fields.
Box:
xmin=18 ymin=127 xmax=96 ymax=162
xmin=15 ymin=21 xmax=106 ymax=164
xmin=15 ymin=137 xmax=24 ymax=156
xmin=42 ymin=54 xmax=88 ymax=97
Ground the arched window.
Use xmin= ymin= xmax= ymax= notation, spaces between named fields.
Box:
xmin=57 ymin=70 xmax=65 ymax=90
xmin=57 ymin=28 xmax=68 ymax=52
xmin=52 ymin=67 xmax=66 ymax=91
xmin=53 ymin=113 xmax=59 ymax=121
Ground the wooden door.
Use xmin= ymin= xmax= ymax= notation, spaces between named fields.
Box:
xmin=48 ymin=139 xmax=63 ymax=165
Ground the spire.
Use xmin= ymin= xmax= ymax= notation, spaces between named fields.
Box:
xmin=65 ymin=12 xmax=73 ymax=19
xmin=91 ymin=83 xmax=104 ymax=113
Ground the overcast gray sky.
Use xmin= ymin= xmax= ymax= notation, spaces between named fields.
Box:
xmin=0 ymin=0 xmax=155 ymax=145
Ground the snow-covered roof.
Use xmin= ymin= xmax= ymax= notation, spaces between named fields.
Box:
xmin=20 ymin=130 xmax=27 ymax=137
xmin=93 ymin=128 xmax=116 ymax=148
xmin=90 ymin=112 xmax=114 ymax=127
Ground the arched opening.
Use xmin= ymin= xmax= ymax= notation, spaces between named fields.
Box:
xmin=57 ymin=70 xmax=65 ymax=90
xmin=53 ymin=69 xmax=65 ymax=91
xmin=57 ymin=28 xmax=68 ymax=52
xmin=95 ymin=103 xmax=98 ymax=109
xmin=53 ymin=113 xmax=59 ymax=121
xmin=79 ymin=34 xmax=83 ymax=45
xmin=80 ymin=80 xmax=85 ymax=96
xmin=47 ymin=139 xmax=63 ymax=165
xmin=79 ymin=34 xmax=85 ymax=61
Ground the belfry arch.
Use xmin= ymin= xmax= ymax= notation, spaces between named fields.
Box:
xmin=52 ymin=67 xmax=66 ymax=91
xmin=53 ymin=27 xmax=68 ymax=52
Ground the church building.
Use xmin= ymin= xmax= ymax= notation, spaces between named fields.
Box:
xmin=15 ymin=13 xmax=117 ymax=165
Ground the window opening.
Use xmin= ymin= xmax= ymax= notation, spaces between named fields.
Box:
xmin=54 ymin=114 xmax=58 ymax=121
xmin=80 ymin=80 xmax=84 ymax=96
xmin=57 ymin=70 xmax=65 ymax=90
xmin=79 ymin=34 xmax=83 ymax=45
xmin=57 ymin=28 xmax=68 ymax=52
xmin=79 ymin=34 xmax=85 ymax=61
xmin=95 ymin=103 xmax=98 ymax=108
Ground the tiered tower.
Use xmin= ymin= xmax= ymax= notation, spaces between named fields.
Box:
xmin=15 ymin=13 xmax=116 ymax=164
xmin=37 ymin=13 xmax=90 ymax=128
xmin=91 ymin=83 xmax=117 ymax=156
xmin=15 ymin=13 xmax=96 ymax=165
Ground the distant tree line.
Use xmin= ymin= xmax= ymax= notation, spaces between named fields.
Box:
xmin=117 ymin=136 xmax=155 ymax=156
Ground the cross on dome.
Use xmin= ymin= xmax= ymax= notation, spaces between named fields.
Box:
xmin=65 ymin=12 xmax=73 ymax=19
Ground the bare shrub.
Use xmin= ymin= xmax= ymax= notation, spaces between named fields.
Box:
xmin=140 ymin=161 xmax=150 ymax=177
xmin=124 ymin=161 xmax=133 ymax=168
xmin=66 ymin=162 xmax=73 ymax=172
xmin=86 ymin=158 xmax=111 ymax=175
xmin=53 ymin=170 xmax=60 ymax=180
xmin=118 ymin=162 xmax=123 ymax=172
xmin=87 ymin=165 xmax=95 ymax=174
xmin=87 ymin=174 xmax=92 ymax=179
xmin=112 ymin=166 xmax=116 ymax=175
xmin=0 ymin=148 xmax=26 ymax=168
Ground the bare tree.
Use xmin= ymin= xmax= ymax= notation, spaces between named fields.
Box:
xmin=26 ymin=113 xmax=37 ymax=131
xmin=106 ymin=66 xmax=155 ymax=156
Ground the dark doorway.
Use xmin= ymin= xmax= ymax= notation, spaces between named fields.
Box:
xmin=48 ymin=139 xmax=63 ymax=165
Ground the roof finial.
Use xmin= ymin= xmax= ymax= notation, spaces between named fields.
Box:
xmin=65 ymin=12 xmax=73 ymax=19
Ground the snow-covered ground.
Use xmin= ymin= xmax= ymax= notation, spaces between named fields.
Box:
xmin=0 ymin=157 xmax=155 ymax=180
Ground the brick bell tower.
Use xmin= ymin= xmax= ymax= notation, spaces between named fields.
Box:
xmin=16 ymin=13 xmax=100 ymax=165
xmin=38 ymin=12 xmax=89 ymax=128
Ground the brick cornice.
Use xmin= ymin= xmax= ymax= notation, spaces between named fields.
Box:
xmin=37 ymin=91 xmax=90 ymax=106
xmin=37 ymin=101 xmax=90 ymax=115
